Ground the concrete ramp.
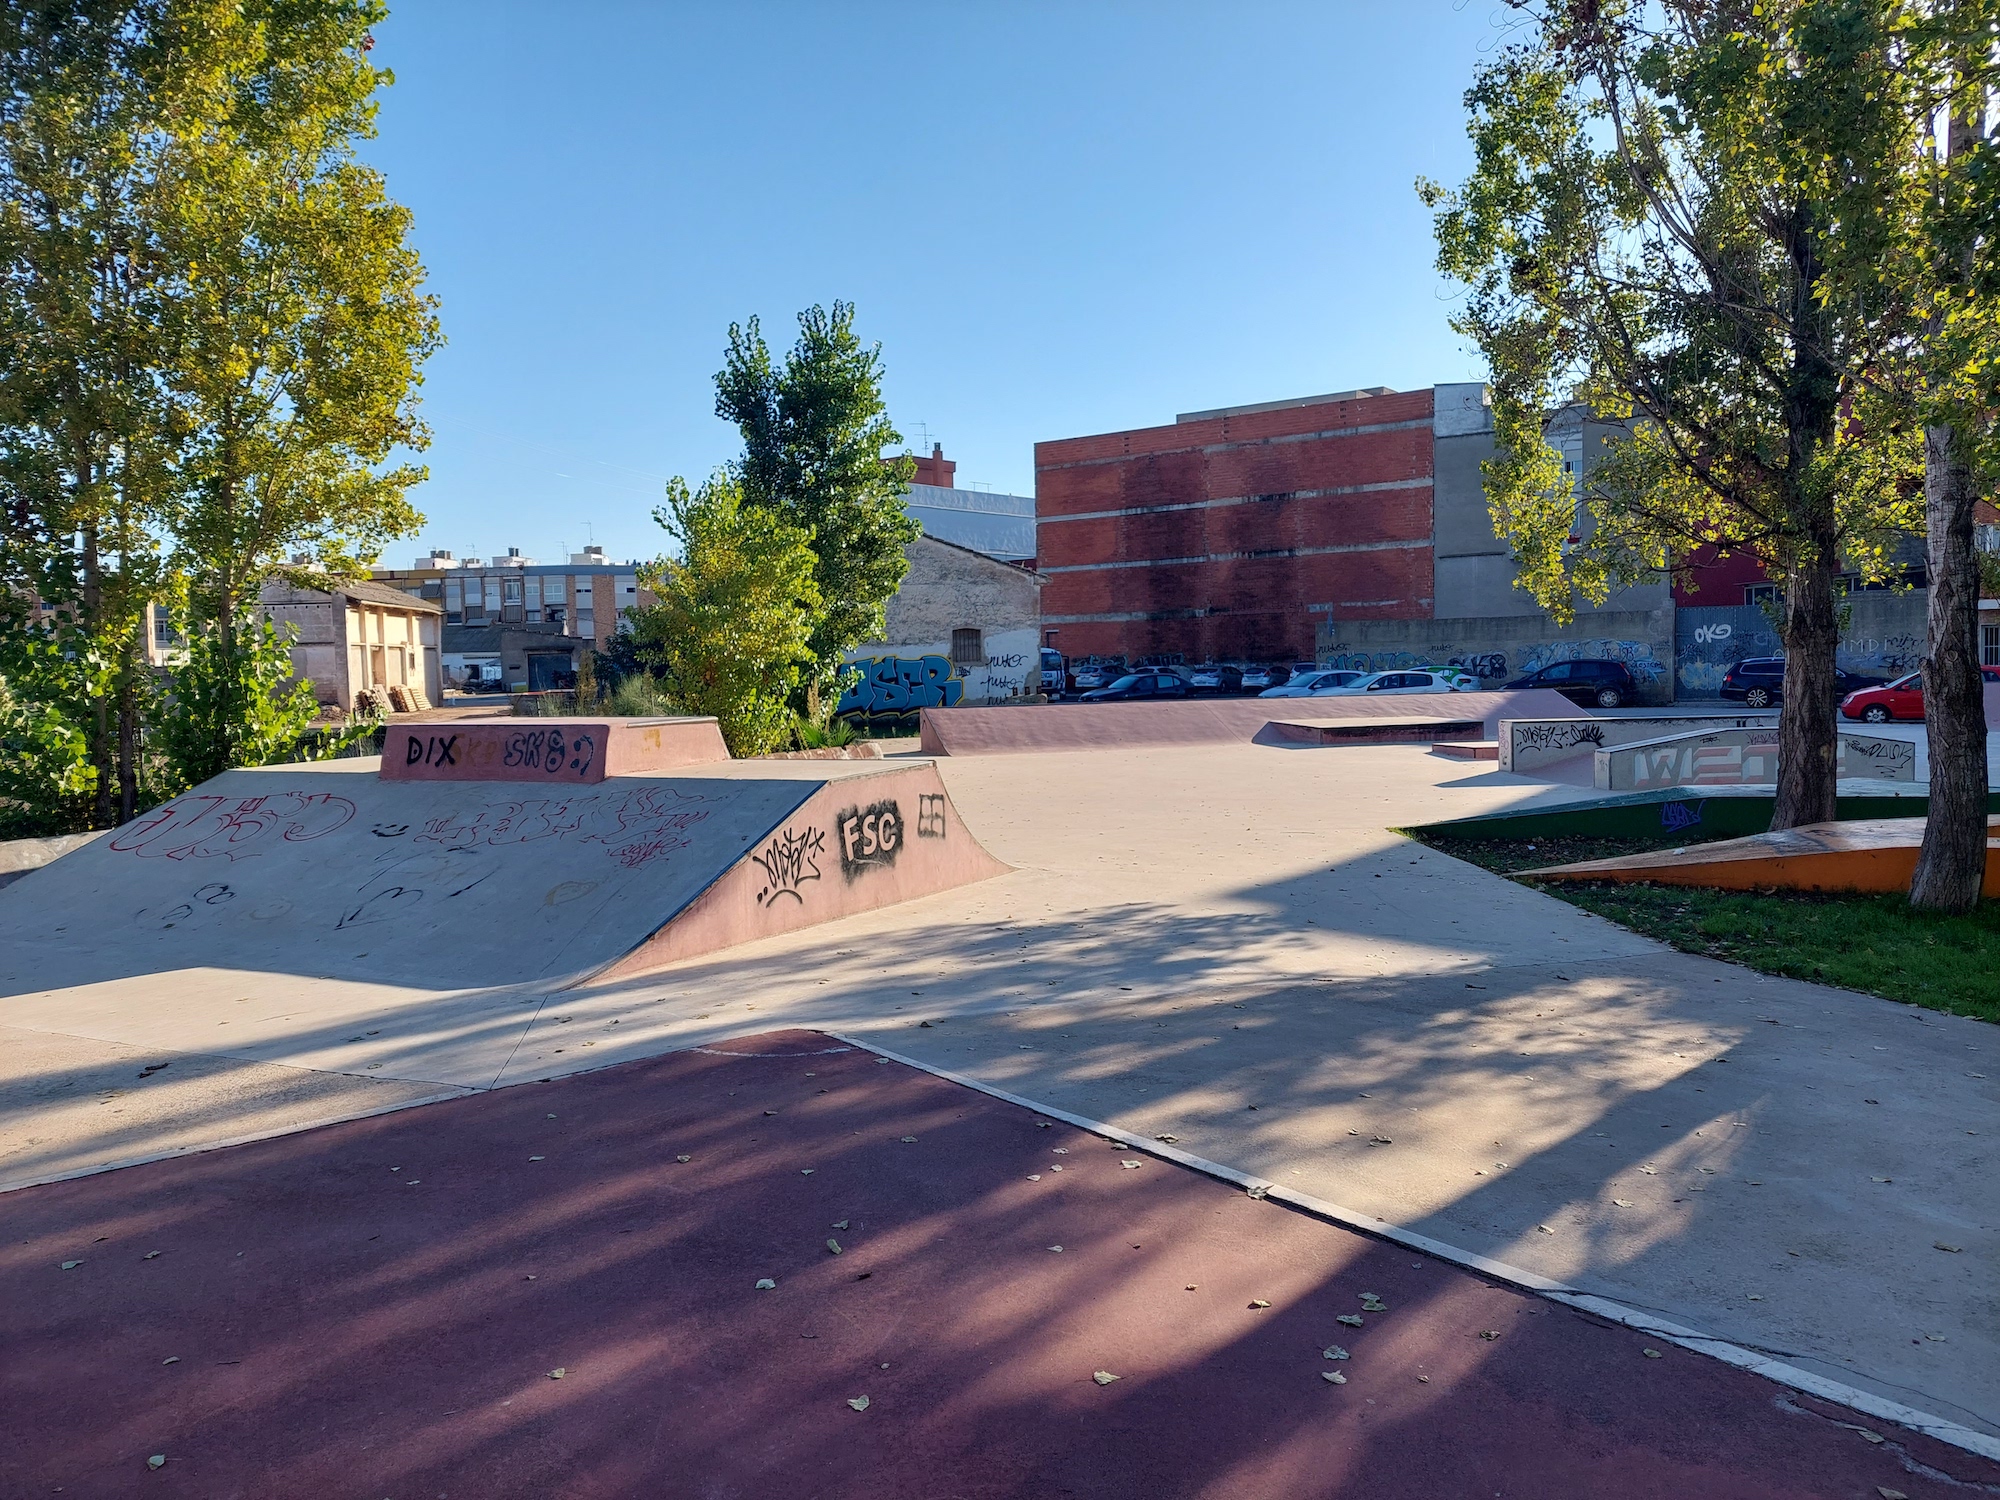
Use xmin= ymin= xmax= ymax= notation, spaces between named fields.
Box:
xmin=919 ymin=689 xmax=1582 ymax=755
xmin=0 ymin=757 xmax=1003 ymax=998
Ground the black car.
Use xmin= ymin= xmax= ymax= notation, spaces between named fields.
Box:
xmin=1502 ymin=659 xmax=1638 ymax=709
xmin=1720 ymin=657 xmax=1886 ymax=709
xmin=1080 ymin=671 xmax=1190 ymax=703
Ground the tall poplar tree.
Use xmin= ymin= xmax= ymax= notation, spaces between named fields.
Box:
xmin=713 ymin=302 xmax=918 ymax=713
xmin=1421 ymin=0 xmax=1923 ymax=830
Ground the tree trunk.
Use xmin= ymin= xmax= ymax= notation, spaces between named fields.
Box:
xmin=116 ymin=642 xmax=139 ymax=824
xmin=1773 ymin=534 xmax=1842 ymax=830
xmin=1909 ymin=422 xmax=1988 ymax=911
xmin=79 ymin=515 xmax=117 ymax=829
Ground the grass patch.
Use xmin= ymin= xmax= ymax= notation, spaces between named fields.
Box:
xmin=1415 ymin=830 xmax=2000 ymax=1024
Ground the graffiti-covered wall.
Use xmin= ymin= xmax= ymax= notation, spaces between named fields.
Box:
xmin=1674 ymin=592 xmax=1930 ymax=699
xmin=1315 ymin=607 xmax=1675 ymax=705
xmin=837 ymin=627 xmax=1042 ymax=733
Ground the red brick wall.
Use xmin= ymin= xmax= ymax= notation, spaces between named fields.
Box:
xmin=1034 ymin=391 xmax=1436 ymax=662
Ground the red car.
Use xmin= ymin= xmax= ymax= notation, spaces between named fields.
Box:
xmin=1841 ymin=666 xmax=2000 ymax=722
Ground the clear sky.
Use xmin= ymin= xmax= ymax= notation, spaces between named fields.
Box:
xmin=363 ymin=2 xmax=1510 ymax=571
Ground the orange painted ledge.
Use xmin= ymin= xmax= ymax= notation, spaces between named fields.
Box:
xmin=1521 ymin=816 xmax=2000 ymax=897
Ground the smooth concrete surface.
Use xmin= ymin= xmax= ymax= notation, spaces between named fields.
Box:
xmin=3 ymin=740 xmax=1995 ymax=1443
xmin=379 ymin=715 xmax=728 ymax=783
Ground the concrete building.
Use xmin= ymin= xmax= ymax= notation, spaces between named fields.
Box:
xmin=837 ymin=535 xmax=1044 ymax=732
xmin=371 ymin=546 xmax=647 ymax=654
xmin=257 ymin=579 xmax=443 ymax=711
xmin=1035 ymin=384 xmax=1674 ymax=697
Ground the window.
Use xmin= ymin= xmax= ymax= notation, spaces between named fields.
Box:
xmin=1539 ymin=663 xmax=1571 ymax=682
xmin=1984 ymin=624 xmax=1999 ymax=668
xmin=153 ymin=611 xmax=179 ymax=646
xmin=503 ymin=576 xmax=522 ymax=602
xmin=1746 ymin=583 xmax=1782 ymax=606
xmin=951 ymin=628 xmax=983 ymax=668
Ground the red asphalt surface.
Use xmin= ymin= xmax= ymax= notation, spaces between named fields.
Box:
xmin=6 ymin=1031 xmax=1993 ymax=1500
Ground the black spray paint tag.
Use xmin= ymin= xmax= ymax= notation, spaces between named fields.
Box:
xmin=835 ymin=801 xmax=903 ymax=881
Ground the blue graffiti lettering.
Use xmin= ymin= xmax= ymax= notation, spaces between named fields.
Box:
xmin=836 ymin=655 xmax=965 ymax=722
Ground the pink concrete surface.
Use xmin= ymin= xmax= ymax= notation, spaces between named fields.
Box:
xmin=4 ymin=1030 xmax=1990 ymax=1500
xmin=595 ymin=763 xmax=1008 ymax=981
xmin=379 ymin=716 xmax=728 ymax=784
xmin=919 ymin=690 xmax=1583 ymax=755
xmin=1257 ymin=715 xmax=1486 ymax=747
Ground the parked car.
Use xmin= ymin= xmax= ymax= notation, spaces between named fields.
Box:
xmin=1080 ymin=671 xmax=1190 ymax=703
xmin=1069 ymin=658 xmax=1126 ymax=692
xmin=1188 ymin=662 xmax=1244 ymax=694
xmin=1503 ymin=659 xmax=1639 ymax=709
xmin=1719 ymin=657 xmax=1886 ymax=709
xmin=1238 ymin=664 xmax=1291 ymax=692
xmin=1841 ymin=665 xmax=2000 ymax=722
xmin=1258 ymin=669 xmax=1368 ymax=698
xmin=1313 ymin=669 xmax=1472 ymax=697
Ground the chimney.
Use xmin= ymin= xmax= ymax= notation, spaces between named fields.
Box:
xmin=911 ymin=443 xmax=956 ymax=489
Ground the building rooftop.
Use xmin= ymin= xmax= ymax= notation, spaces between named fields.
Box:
xmin=1175 ymin=387 xmax=1396 ymax=423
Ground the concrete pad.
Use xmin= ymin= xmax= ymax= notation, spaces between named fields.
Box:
xmin=7 ymin=739 xmax=1996 ymax=1445
xmin=5 ymin=1031 xmax=1991 ymax=1499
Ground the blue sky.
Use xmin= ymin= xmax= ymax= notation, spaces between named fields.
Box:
xmin=364 ymin=2 xmax=1510 ymax=570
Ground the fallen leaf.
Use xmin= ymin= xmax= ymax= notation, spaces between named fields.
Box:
xmin=161 ymin=1356 xmax=179 ymax=1365
xmin=1478 ymin=1330 xmax=1500 ymax=1341
xmin=143 ymin=1251 xmax=161 ymax=1260
xmin=1036 ymin=1120 xmax=1052 ymax=1128
xmin=548 ymin=1367 xmax=566 ymax=1379
xmin=1249 ymin=1299 xmax=1271 ymax=1309
xmin=1879 ymin=1488 xmax=1909 ymax=1499
xmin=1092 ymin=1371 xmax=1119 ymax=1385
xmin=801 ymin=1169 xmax=814 ymax=1176
xmin=148 ymin=1455 xmax=166 ymax=1470
xmin=675 ymin=1155 xmax=691 ymax=1163
xmin=1935 ymin=1242 xmax=1963 ymax=1253
xmin=1537 ymin=1225 xmax=1554 ymax=1235
xmin=1027 ymin=1174 xmax=1041 ymax=1181
xmin=826 ymin=1239 xmax=842 ymax=1255
xmin=1121 ymin=1160 xmax=1142 ymax=1170
xmin=1322 ymin=1370 xmax=1348 ymax=1384
xmin=1638 ymin=1166 xmax=1656 ymax=1174
xmin=1185 ymin=1284 xmax=1198 ymax=1291
xmin=1337 ymin=1314 xmax=1365 ymax=1327
xmin=764 ymin=1110 xmax=777 ymax=1116
xmin=1156 ymin=1134 xmax=1179 ymax=1143
xmin=1872 ymin=1176 xmax=1891 ymax=1184
xmin=755 ymin=1278 xmax=777 ymax=1290
xmin=1925 ymin=1333 xmax=1946 ymax=1342
xmin=1323 ymin=1345 xmax=1350 ymax=1360
xmin=899 ymin=1136 xmax=917 ymax=1144
xmin=1048 ymin=1245 xmax=1063 ymax=1252
xmin=1643 ymin=1349 xmax=1661 ymax=1359
xmin=1612 ymin=1199 xmax=1634 ymax=1207
xmin=847 ymin=1395 xmax=870 ymax=1411
xmin=60 ymin=1260 xmax=81 ymax=1270
xmin=1245 ymin=1184 xmax=1269 ymax=1200
xmin=832 ymin=1219 xmax=849 ymax=1231
xmin=529 ymin=1155 xmax=545 ymax=1162
xmin=1368 ymin=1136 xmax=1393 ymax=1146
xmin=1417 ymin=1374 xmax=1431 ymax=1383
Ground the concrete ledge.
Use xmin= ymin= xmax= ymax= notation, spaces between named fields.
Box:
xmin=1593 ymin=726 xmax=1915 ymax=791
xmin=1257 ymin=716 xmax=1486 ymax=748
xmin=1499 ymin=714 xmax=1776 ymax=775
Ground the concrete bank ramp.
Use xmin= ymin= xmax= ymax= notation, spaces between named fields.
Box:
xmin=0 ymin=755 xmax=1003 ymax=998
xmin=919 ymin=689 xmax=1581 ymax=755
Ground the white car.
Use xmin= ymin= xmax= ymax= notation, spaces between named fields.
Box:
xmin=1258 ymin=669 xmax=1367 ymax=698
xmin=1313 ymin=669 xmax=1473 ymax=696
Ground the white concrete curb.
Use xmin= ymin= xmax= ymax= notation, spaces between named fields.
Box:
xmin=831 ymin=1030 xmax=2000 ymax=1465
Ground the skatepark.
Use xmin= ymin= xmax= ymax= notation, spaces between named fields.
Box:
xmin=3 ymin=697 xmax=1997 ymax=1496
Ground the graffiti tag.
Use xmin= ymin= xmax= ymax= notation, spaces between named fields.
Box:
xmin=1659 ymin=800 xmax=1704 ymax=831
xmin=837 ymin=656 xmax=963 ymax=720
xmin=109 ymin=792 xmax=357 ymax=861
xmin=916 ymin=794 xmax=946 ymax=838
xmin=415 ymin=786 xmax=714 ymax=870
xmin=1692 ymin=623 xmax=1733 ymax=646
xmin=502 ymin=729 xmax=597 ymax=779
xmin=752 ymin=825 xmax=826 ymax=906
xmin=836 ymin=800 xmax=903 ymax=880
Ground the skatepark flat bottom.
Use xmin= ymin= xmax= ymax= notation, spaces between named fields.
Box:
xmin=5 ymin=1032 xmax=1987 ymax=1500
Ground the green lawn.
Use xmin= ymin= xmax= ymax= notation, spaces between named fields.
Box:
xmin=1414 ymin=831 xmax=2000 ymax=1024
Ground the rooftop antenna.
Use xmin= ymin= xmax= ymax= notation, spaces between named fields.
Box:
xmin=910 ymin=420 xmax=932 ymax=452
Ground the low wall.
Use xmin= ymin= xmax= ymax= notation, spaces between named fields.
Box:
xmin=1594 ymin=726 xmax=1916 ymax=791
xmin=1498 ymin=714 xmax=1776 ymax=774
xmin=0 ymin=830 xmax=106 ymax=890
xmin=1316 ymin=608 xmax=1675 ymax=705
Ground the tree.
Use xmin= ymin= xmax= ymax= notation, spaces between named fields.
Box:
xmin=1880 ymin=2 xmax=2000 ymax=912
xmin=149 ymin=610 xmax=316 ymax=792
xmin=0 ymin=1 xmax=175 ymax=825
xmin=1421 ymin=0 xmax=1924 ymax=830
xmin=714 ymin=302 xmax=918 ymax=714
xmin=152 ymin=0 xmax=437 ymax=768
xmin=628 ymin=472 xmax=821 ymax=757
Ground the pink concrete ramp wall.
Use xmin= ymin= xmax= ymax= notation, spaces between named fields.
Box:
xmin=918 ymin=690 xmax=1582 ymax=756
xmin=593 ymin=762 xmax=1006 ymax=981
xmin=382 ymin=717 xmax=729 ymax=784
